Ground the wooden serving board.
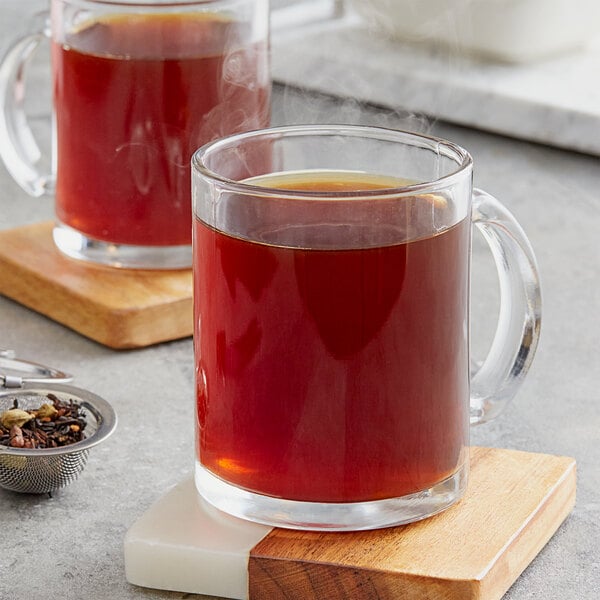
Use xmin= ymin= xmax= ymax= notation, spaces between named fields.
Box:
xmin=124 ymin=447 xmax=577 ymax=600
xmin=0 ymin=222 xmax=193 ymax=349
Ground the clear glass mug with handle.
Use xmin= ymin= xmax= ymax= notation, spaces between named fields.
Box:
xmin=191 ymin=124 xmax=542 ymax=531
xmin=0 ymin=0 xmax=271 ymax=269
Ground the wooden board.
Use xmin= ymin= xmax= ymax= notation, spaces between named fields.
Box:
xmin=123 ymin=447 xmax=576 ymax=600
xmin=0 ymin=221 xmax=193 ymax=349
xmin=248 ymin=447 xmax=577 ymax=600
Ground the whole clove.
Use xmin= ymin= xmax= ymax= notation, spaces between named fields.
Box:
xmin=0 ymin=394 xmax=87 ymax=449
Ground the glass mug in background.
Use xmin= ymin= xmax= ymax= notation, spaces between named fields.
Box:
xmin=0 ymin=0 xmax=271 ymax=269
xmin=191 ymin=125 xmax=542 ymax=531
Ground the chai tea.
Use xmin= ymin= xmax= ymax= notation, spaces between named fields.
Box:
xmin=52 ymin=12 xmax=270 ymax=246
xmin=194 ymin=170 xmax=469 ymax=503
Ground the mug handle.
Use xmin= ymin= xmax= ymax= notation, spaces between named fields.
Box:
xmin=0 ymin=11 xmax=54 ymax=197
xmin=470 ymin=188 xmax=542 ymax=424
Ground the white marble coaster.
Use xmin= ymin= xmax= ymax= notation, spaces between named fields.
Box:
xmin=124 ymin=477 xmax=272 ymax=599
xmin=272 ymin=14 xmax=600 ymax=155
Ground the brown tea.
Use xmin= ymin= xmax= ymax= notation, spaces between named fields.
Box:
xmin=194 ymin=171 xmax=469 ymax=502
xmin=52 ymin=13 xmax=270 ymax=246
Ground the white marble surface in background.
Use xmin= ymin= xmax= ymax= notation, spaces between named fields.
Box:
xmin=272 ymin=13 xmax=600 ymax=155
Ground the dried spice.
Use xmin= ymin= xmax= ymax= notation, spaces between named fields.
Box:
xmin=0 ymin=408 xmax=32 ymax=429
xmin=0 ymin=394 xmax=87 ymax=449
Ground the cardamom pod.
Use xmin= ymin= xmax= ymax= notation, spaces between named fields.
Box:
xmin=0 ymin=408 xmax=33 ymax=429
xmin=35 ymin=403 xmax=59 ymax=420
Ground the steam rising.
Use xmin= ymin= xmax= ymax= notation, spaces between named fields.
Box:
xmin=270 ymin=0 xmax=479 ymax=137
xmin=272 ymin=83 xmax=434 ymax=136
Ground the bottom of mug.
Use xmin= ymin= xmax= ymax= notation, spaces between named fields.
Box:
xmin=194 ymin=460 xmax=469 ymax=531
xmin=53 ymin=222 xmax=192 ymax=270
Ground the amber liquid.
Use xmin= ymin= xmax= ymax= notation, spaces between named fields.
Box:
xmin=194 ymin=171 xmax=469 ymax=502
xmin=52 ymin=13 xmax=270 ymax=246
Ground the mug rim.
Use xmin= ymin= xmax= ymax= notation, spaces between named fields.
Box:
xmin=192 ymin=124 xmax=474 ymax=200
xmin=62 ymin=0 xmax=241 ymax=7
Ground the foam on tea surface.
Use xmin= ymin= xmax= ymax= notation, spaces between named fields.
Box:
xmin=232 ymin=170 xmax=453 ymax=249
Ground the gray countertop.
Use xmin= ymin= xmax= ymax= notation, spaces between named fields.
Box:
xmin=1 ymin=2 xmax=599 ymax=599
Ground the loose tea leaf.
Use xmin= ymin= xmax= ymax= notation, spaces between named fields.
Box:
xmin=0 ymin=395 xmax=87 ymax=449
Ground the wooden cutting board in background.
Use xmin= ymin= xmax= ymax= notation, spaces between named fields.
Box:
xmin=0 ymin=221 xmax=193 ymax=348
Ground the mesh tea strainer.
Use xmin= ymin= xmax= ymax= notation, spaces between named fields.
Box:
xmin=0 ymin=351 xmax=117 ymax=494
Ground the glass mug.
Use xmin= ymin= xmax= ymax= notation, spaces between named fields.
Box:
xmin=191 ymin=125 xmax=542 ymax=531
xmin=0 ymin=0 xmax=271 ymax=269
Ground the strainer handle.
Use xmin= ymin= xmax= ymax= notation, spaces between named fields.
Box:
xmin=0 ymin=355 xmax=72 ymax=388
